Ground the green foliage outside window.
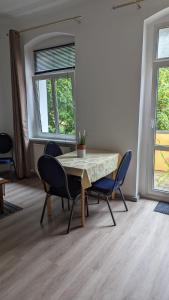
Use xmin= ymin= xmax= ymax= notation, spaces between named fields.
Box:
xmin=57 ymin=78 xmax=75 ymax=135
xmin=156 ymin=68 xmax=169 ymax=182
xmin=157 ymin=68 xmax=169 ymax=130
xmin=46 ymin=76 xmax=75 ymax=135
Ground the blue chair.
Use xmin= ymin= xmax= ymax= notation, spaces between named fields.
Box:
xmin=0 ymin=133 xmax=16 ymax=175
xmin=88 ymin=151 xmax=132 ymax=226
xmin=38 ymin=155 xmax=89 ymax=233
xmin=44 ymin=141 xmax=66 ymax=209
xmin=44 ymin=141 xmax=63 ymax=157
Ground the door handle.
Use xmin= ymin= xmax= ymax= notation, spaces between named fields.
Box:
xmin=151 ymin=119 xmax=155 ymax=129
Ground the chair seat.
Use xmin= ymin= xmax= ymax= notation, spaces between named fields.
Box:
xmin=0 ymin=157 xmax=13 ymax=164
xmin=49 ymin=175 xmax=81 ymax=199
xmin=91 ymin=177 xmax=120 ymax=194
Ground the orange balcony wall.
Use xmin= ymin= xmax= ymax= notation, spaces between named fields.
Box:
xmin=155 ymin=132 xmax=169 ymax=171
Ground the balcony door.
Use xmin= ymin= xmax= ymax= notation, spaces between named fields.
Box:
xmin=149 ymin=28 xmax=169 ymax=197
xmin=153 ymin=66 xmax=169 ymax=193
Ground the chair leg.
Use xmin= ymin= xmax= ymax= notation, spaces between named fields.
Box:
xmin=3 ymin=184 xmax=5 ymax=196
xmin=9 ymin=162 xmax=12 ymax=176
xmin=119 ymin=187 xmax=128 ymax=211
xmin=97 ymin=193 xmax=100 ymax=204
xmin=40 ymin=194 xmax=49 ymax=224
xmin=67 ymin=198 xmax=70 ymax=211
xmin=67 ymin=199 xmax=75 ymax=234
xmin=106 ymin=196 xmax=116 ymax=226
xmin=85 ymin=195 xmax=89 ymax=217
xmin=12 ymin=159 xmax=16 ymax=175
xmin=61 ymin=197 xmax=65 ymax=210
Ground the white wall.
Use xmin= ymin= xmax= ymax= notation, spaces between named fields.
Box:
xmin=1 ymin=0 xmax=169 ymax=198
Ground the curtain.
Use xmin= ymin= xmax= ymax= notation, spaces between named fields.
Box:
xmin=9 ymin=30 xmax=31 ymax=178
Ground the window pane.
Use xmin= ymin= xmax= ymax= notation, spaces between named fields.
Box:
xmin=156 ymin=132 xmax=169 ymax=146
xmin=156 ymin=67 xmax=169 ymax=134
xmin=34 ymin=44 xmax=75 ymax=74
xmin=35 ymin=74 xmax=76 ymax=137
xmin=36 ymin=79 xmax=56 ymax=133
xmin=154 ymin=149 xmax=169 ymax=192
xmin=158 ymin=28 xmax=169 ymax=59
xmin=56 ymin=76 xmax=75 ymax=135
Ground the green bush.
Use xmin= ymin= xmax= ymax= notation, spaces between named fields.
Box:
xmin=46 ymin=77 xmax=75 ymax=135
xmin=157 ymin=68 xmax=169 ymax=130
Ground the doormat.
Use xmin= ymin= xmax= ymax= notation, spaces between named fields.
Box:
xmin=154 ymin=201 xmax=169 ymax=215
xmin=0 ymin=201 xmax=22 ymax=219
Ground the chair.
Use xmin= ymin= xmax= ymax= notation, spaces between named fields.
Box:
xmin=44 ymin=141 xmax=63 ymax=157
xmin=0 ymin=133 xmax=16 ymax=175
xmin=88 ymin=150 xmax=132 ymax=226
xmin=44 ymin=141 xmax=66 ymax=209
xmin=38 ymin=155 xmax=89 ymax=233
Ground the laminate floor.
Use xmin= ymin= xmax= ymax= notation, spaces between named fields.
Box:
xmin=0 ymin=177 xmax=169 ymax=300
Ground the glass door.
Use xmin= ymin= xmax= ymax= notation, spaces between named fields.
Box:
xmin=153 ymin=67 xmax=169 ymax=192
xmin=140 ymin=26 xmax=169 ymax=199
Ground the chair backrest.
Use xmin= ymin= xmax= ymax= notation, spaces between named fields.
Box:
xmin=38 ymin=155 xmax=70 ymax=197
xmin=115 ymin=150 xmax=132 ymax=186
xmin=44 ymin=141 xmax=63 ymax=157
xmin=0 ymin=133 xmax=13 ymax=154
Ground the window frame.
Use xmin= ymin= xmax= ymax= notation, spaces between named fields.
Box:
xmin=146 ymin=23 xmax=169 ymax=198
xmin=32 ymin=69 xmax=76 ymax=141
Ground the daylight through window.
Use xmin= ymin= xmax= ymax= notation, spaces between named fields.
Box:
xmin=33 ymin=43 xmax=76 ymax=139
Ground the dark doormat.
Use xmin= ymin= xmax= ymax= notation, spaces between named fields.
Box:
xmin=154 ymin=201 xmax=169 ymax=215
xmin=0 ymin=201 xmax=23 ymax=219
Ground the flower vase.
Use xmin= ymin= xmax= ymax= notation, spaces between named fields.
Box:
xmin=77 ymin=144 xmax=86 ymax=158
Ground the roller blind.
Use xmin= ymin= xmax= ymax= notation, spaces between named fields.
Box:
xmin=34 ymin=43 xmax=75 ymax=74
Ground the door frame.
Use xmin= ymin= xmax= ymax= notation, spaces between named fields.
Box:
xmin=148 ymin=62 xmax=169 ymax=199
xmin=138 ymin=22 xmax=169 ymax=201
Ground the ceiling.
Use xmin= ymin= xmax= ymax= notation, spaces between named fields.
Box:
xmin=0 ymin=0 xmax=81 ymax=17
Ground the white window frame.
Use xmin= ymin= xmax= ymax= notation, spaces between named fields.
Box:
xmin=141 ymin=22 xmax=169 ymax=200
xmin=32 ymin=69 xmax=76 ymax=142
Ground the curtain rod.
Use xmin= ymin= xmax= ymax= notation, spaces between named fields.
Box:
xmin=6 ymin=15 xmax=82 ymax=36
xmin=19 ymin=15 xmax=82 ymax=33
xmin=112 ymin=0 xmax=144 ymax=10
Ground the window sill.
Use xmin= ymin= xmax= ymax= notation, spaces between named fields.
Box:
xmin=29 ymin=137 xmax=76 ymax=147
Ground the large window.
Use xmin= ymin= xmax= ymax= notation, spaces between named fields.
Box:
xmin=138 ymin=17 xmax=169 ymax=199
xmin=33 ymin=43 xmax=76 ymax=140
xmin=151 ymin=26 xmax=169 ymax=193
xmin=155 ymin=28 xmax=169 ymax=131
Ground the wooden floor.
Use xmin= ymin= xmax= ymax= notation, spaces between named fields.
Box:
xmin=0 ymin=178 xmax=169 ymax=300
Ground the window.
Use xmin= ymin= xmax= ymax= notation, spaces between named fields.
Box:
xmin=34 ymin=43 xmax=75 ymax=74
xmin=138 ymin=16 xmax=169 ymax=199
xmin=33 ymin=43 xmax=76 ymax=140
xmin=150 ymin=25 xmax=169 ymax=193
xmin=155 ymin=28 xmax=169 ymax=131
xmin=157 ymin=28 xmax=169 ymax=59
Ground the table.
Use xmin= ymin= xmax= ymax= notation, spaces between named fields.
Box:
xmin=0 ymin=178 xmax=9 ymax=213
xmin=48 ymin=149 xmax=120 ymax=227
